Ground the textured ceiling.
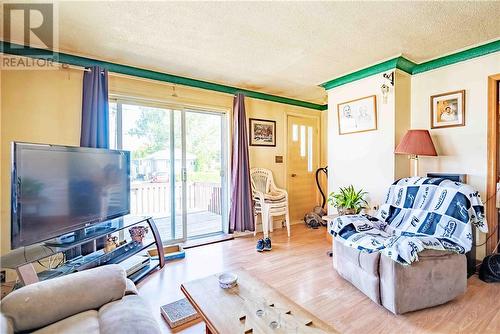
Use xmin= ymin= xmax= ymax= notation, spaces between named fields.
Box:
xmin=6 ymin=1 xmax=500 ymax=103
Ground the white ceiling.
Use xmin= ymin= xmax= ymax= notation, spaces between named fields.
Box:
xmin=7 ymin=1 xmax=500 ymax=103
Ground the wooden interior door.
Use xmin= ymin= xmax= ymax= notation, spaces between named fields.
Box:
xmin=287 ymin=115 xmax=319 ymax=222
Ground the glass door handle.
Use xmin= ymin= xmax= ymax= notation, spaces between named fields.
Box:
xmin=181 ymin=168 xmax=187 ymax=182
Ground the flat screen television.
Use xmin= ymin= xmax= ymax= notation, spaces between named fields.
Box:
xmin=11 ymin=142 xmax=130 ymax=249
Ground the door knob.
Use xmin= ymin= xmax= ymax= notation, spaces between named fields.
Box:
xmin=291 ymin=173 xmax=297 ymax=177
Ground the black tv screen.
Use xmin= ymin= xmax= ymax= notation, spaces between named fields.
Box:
xmin=11 ymin=143 xmax=130 ymax=249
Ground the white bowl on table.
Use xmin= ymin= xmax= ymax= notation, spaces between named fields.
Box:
xmin=218 ymin=272 xmax=238 ymax=289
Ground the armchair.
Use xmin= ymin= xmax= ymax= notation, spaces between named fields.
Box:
xmin=250 ymin=168 xmax=290 ymax=238
xmin=0 ymin=265 xmax=160 ymax=334
xmin=329 ymin=177 xmax=487 ymax=314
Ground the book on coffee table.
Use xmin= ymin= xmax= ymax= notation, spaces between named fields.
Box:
xmin=160 ymin=298 xmax=200 ymax=328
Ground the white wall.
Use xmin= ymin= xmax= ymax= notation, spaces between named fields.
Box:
xmin=411 ymin=52 xmax=500 ymax=259
xmin=327 ymin=70 xmax=410 ymax=211
xmin=411 ymin=52 xmax=500 ymax=198
xmin=326 ymin=52 xmax=499 ymax=259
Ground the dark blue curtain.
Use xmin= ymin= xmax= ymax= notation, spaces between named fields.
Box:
xmin=80 ymin=66 xmax=109 ymax=148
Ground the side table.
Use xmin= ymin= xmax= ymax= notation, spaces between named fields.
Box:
xmin=322 ymin=214 xmax=339 ymax=257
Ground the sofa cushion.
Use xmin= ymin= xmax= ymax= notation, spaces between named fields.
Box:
xmin=1 ymin=265 xmax=127 ymax=332
xmin=125 ymin=278 xmax=139 ymax=296
xmin=98 ymin=295 xmax=161 ymax=334
xmin=0 ymin=313 xmax=13 ymax=334
xmin=32 ymin=310 xmax=100 ymax=334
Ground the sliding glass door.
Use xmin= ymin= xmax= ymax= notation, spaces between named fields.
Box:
xmin=109 ymin=101 xmax=227 ymax=244
xmin=185 ymin=110 xmax=228 ymax=238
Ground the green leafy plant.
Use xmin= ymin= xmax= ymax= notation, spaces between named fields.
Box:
xmin=328 ymin=185 xmax=368 ymax=215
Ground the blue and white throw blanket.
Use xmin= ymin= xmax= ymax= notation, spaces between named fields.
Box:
xmin=329 ymin=177 xmax=488 ymax=265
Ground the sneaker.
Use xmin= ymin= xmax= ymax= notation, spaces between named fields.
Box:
xmin=263 ymin=237 xmax=272 ymax=251
xmin=256 ymin=239 xmax=265 ymax=252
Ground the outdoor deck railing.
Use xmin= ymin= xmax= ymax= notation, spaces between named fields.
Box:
xmin=130 ymin=181 xmax=222 ymax=216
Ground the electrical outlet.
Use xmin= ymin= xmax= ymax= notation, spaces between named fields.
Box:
xmin=0 ymin=270 xmax=6 ymax=283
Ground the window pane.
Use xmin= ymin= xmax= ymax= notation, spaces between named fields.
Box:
xmin=292 ymin=124 xmax=298 ymax=142
xmin=300 ymin=125 xmax=306 ymax=157
xmin=186 ymin=111 xmax=224 ymax=238
xmin=308 ymin=126 xmax=313 ymax=172
xmin=174 ymin=110 xmax=184 ymax=240
xmin=120 ymin=104 xmax=177 ymax=242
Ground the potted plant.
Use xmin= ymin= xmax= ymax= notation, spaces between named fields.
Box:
xmin=328 ymin=185 xmax=368 ymax=215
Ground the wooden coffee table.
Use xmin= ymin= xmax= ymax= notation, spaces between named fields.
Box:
xmin=181 ymin=269 xmax=337 ymax=333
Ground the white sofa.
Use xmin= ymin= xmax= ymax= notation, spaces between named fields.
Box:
xmin=0 ymin=265 xmax=160 ymax=334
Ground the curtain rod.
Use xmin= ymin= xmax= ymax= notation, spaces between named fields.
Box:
xmin=61 ymin=63 xmax=106 ymax=74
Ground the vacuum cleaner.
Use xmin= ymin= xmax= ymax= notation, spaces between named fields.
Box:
xmin=304 ymin=166 xmax=328 ymax=229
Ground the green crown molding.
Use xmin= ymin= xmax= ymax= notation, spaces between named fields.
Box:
xmin=320 ymin=56 xmax=416 ymax=90
xmin=321 ymin=40 xmax=499 ymax=90
xmin=412 ymin=39 xmax=500 ymax=75
xmin=1 ymin=41 xmax=327 ymax=111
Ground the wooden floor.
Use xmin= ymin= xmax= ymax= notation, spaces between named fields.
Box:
xmin=138 ymin=224 xmax=500 ymax=334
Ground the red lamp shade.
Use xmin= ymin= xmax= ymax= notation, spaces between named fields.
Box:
xmin=395 ymin=130 xmax=437 ymax=156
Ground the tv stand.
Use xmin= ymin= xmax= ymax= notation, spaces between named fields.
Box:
xmin=1 ymin=215 xmax=165 ymax=286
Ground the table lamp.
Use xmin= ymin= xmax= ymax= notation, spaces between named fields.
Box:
xmin=395 ymin=130 xmax=437 ymax=177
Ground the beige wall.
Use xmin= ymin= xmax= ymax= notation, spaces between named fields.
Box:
xmin=0 ymin=67 xmax=324 ymax=254
xmin=394 ymin=71 xmax=412 ymax=180
xmin=410 ymin=52 xmax=500 ymax=259
xmin=1 ymin=69 xmax=83 ymax=255
xmin=327 ymin=70 xmax=410 ymax=211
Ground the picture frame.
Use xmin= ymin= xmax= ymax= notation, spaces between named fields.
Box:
xmin=337 ymin=95 xmax=377 ymax=135
xmin=249 ymin=118 xmax=276 ymax=147
xmin=430 ymin=90 xmax=465 ymax=129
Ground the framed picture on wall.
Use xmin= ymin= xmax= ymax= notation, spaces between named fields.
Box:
xmin=430 ymin=90 xmax=465 ymax=129
xmin=337 ymin=95 xmax=377 ymax=135
xmin=249 ymin=118 xmax=276 ymax=146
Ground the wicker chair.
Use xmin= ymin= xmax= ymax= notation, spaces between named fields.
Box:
xmin=250 ymin=168 xmax=290 ymax=238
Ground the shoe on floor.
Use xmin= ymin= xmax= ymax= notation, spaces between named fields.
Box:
xmin=256 ymin=239 xmax=265 ymax=252
xmin=263 ymin=237 xmax=272 ymax=251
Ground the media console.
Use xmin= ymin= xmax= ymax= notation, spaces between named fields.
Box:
xmin=1 ymin=215 xmax=165 ymax=285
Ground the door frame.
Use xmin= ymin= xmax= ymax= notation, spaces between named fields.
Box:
xmin=285 ymin=112 xmax=322 ymax=221
xmin=109 ymin=96 xmax=230 ymax=244
xmin=486 ymin=74 xmax=500 ymax=254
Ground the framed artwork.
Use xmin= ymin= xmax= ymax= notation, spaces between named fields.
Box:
xmin=430 ymin=90 xmax=465 ymax=129
xmin=337 ymin=95 xmax=377 ymax=135
xmin=249 ymin=118 xmax=276 ymax=146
